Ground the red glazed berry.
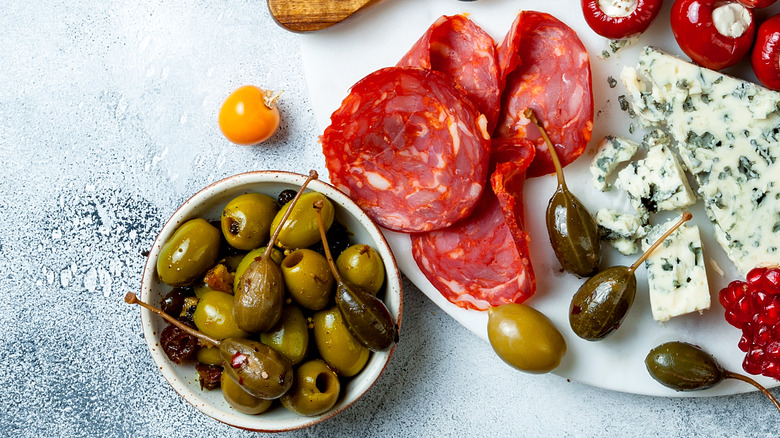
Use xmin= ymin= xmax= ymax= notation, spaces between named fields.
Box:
xmin=744 ymin=347 xmax=765 ymax=374
xmin=739 ymin=331 xmax=752 ymax=352
xmin=719 ymin=266 xmax=780 ymax=380
xmin=747 ymin=266 xmax=767 ymax=286
xmin=765 ymin=269 xmax=780 ymax=289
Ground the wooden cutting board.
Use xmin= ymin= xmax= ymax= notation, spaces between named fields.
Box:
xmin=267 ymin=0 xmax=383 ymax=32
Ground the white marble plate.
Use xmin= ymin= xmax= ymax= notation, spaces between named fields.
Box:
xmin=299 ymin=0 xmax=780 ymax=396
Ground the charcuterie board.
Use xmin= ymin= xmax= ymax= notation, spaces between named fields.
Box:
xmin=299 ymin=0 xmax=780 ymax=395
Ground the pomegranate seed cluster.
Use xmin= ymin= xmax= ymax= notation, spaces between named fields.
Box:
xmin=719 ymin=267 xmax=780 ymax=380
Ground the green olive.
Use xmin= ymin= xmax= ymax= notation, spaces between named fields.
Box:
xmin=221 ymin=193 xmax=279 ymax=251
xmin=271 ymin=192 xmax=335 ymax=249
xmin=281 ymin=249 xmax=334 ymax=310
xmin=260 ymin=304 xmax=309 ymax=366
xmin=312 ymin=307 xmax=369 ymax=377
xmin=221 ymin=371 xmax=274 ymax=415
xmin=196 ymin=345 xmax=222 ymax=365
xmin=157 ymin=218 xmax=221 ymax=286
xmin=193 ymin=284 xmax=217 ymax=299
xmin=336 ymin=244 xmax=385 ymax=295
xmin=233 ymin=246 xmax=284 ymax=293
xmin=219 ymin=338 xmax=293 ymax=399
xmin=280 ymin=359 xmax=340 ymax=416
xmin=192 ymin=290 xmax=249 ymax=340
xmin=569 ymin=266 xmax=636 ymax=341
xmin=222 ymin=253 xmax=245 ymax=273
xmin=645 ymin=341 xmax=724 ymax=391
xmin=487 ymin=303 xmax=567 ymax=373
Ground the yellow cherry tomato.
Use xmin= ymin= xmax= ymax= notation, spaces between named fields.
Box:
xmin=218 ymin=85 xmax=281 ymax=145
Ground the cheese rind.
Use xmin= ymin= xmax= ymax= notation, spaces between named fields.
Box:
xmin=622 ymin=47 xmax=780 ymax=274
xmin=590 ymin=136 xmax=640 ymax=191
xmin=642 ymin=216 xmax=711 ymax=322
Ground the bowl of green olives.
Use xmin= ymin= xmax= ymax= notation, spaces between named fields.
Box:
xmin=135 ymin=170 xmax=403 ymax=431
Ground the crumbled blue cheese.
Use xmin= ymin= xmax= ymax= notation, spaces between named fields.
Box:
xmin=642 ymin=216 xmax=711 ymax=322
xmin=614 ymin=142 xmax=696 ymax=213
xmin=596 ymin=208 xmax=648 ymax=255
xmin=590 ymin=136 xmax=640 ymax=191
xmin=622 ymin=47 xmax=780 ymax=275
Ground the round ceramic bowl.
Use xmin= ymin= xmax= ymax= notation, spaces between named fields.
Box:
xmin=137 ymin=170 xmax=403 ymax=432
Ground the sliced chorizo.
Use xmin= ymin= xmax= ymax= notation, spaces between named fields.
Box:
xmin=411 ymin=188 xmax=536 ymax=311
xmin=494 ymin=11 xmax=594 ymax=178
xmin=399 ymin=15 xmax=501 ymax=133
xmin=490 ymin=138 xmax=536 ymax=253
xmin=322 ymin=66 xmax=490 ymax=233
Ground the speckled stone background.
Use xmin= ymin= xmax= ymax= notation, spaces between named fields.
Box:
xmin=1 ymin=1 xmax=777 ymax=437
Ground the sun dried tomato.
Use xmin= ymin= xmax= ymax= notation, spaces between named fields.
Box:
xmin=160 ymin=323 xmax=199 ymax=364
xmin=160 ymin=287 xmax=190 ymax=317
xmin=203 ymin=264 xmax=234 ymax=294
xmin=195 ymin=364 xmax=222 ymax=390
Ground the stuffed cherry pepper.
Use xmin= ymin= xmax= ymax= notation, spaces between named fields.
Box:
xmin=582 ymin=0 xmax=664 ymax=39
xmin=671 ymin=0 xmax=756 ymax=70
xmin=752 ymin=14 xmax=780 ymax=89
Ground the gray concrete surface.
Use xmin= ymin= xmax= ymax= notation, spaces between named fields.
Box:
xmin=0 ymin=1 xmax=777 ymax=436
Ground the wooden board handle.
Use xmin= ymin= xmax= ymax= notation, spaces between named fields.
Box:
xmin=268 ymin=0 xmax=382 ymax=32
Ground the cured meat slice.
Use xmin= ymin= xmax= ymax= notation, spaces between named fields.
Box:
xmin=398 ymin=15 xmax=501 ymax=132
xmin=494 ymin=11 xmax=594 ymax=178
xmin=490 ymin=138 xmax=535 ymax=253
xmin=411 ymin=188 xmax=536 ymax=311
xmin=322 ymin=66 xmax=490 ymax=233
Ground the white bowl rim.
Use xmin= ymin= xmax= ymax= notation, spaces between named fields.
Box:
xmin=136 ymin=170 xmax=403 ymax=432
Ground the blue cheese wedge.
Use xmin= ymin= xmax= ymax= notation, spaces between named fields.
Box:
xmin=590 ymin=136 xmax=640 ymax=191
xmin=642 ymin=216 xmax=711 ymax=322
xmin=621 ymin=47 xmax=780 ymax=274
xmin=596 ymin=208 xmax=648 ymax=255
xmin=614 ymin=142 xmax=696 ymax=213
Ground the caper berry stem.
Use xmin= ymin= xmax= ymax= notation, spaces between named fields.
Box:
xmin=723 ymin=370 xmax=780 ymax=413
xmin=525 ymin=108 xmax=566 ymax=189
xmin=124 ymin=292 xmax=222 ymax=347
xmin=263 ymin=169 xmax=318 ymax=260
xmin=313 ymin=200 xmax=344 ymax=286
xmin=628 ymin=212 xmax=692 ymax=273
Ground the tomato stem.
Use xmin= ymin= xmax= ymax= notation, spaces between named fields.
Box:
xmin=263 ymin=89 xmax=283 ymax=109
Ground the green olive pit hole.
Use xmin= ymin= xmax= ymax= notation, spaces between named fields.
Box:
xmin=282 ymin=251 xmax=304 ymax=268
xmin=316 ymin=372 xmax=334 ymax=393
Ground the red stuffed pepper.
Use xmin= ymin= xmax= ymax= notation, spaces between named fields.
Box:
xmin=582 ymin=0 xmax=663 ymax=39
xmin=671 ymin=0 xmax=756 ymax=70
xmin=752 ymin=14 xmax=780 ymax=89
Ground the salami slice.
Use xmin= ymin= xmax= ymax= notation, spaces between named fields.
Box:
xmin=398 ymin=15 xmax=501 ymax=133
xmin=494 ymin=11 xmax=593 ymax=178
xmin=411 ymin=188 xmax=536 ymax=311
xmin=322 ymin=66 xmax=490 ymax=233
